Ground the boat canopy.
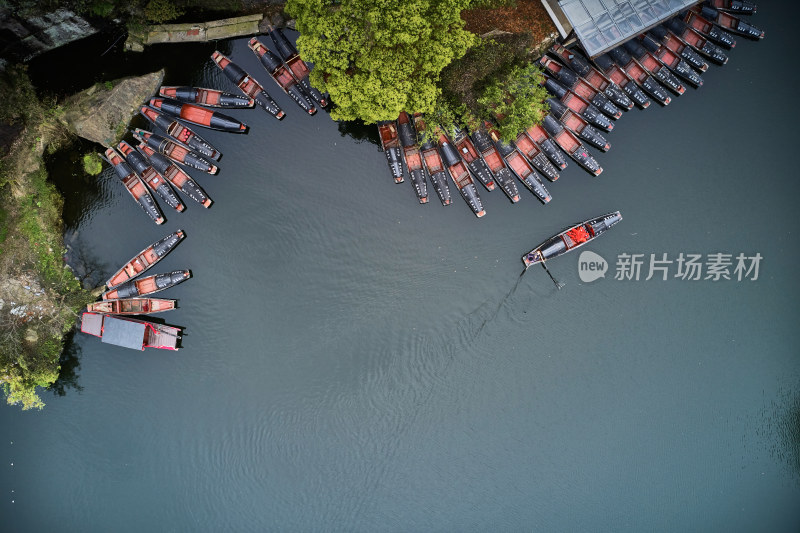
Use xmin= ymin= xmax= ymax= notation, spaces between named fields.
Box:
xmin=102 ymin=316 xmax=146 ymax=350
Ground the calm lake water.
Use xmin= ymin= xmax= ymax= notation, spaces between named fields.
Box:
xmin=3 ymin=10 xmax=799 ymax=531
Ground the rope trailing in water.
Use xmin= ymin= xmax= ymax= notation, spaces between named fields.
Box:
xmin=541 ymin=260 xmax=564 ymax=290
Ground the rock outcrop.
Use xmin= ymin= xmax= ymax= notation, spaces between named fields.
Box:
xmin=0 ymin=8 xmax=97 ymax=62
xmin=63 ymin=70 xmax=164 ymax=147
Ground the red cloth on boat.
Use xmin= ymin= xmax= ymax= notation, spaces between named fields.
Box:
xmin=566 ymin=226 xmax=591 ymax=245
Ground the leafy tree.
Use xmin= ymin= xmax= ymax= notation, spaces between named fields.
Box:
xmin=82 ymin=153 xmax=103 ymax=176
xmin=477 ymin=62 xmax=549 ymax=141
xmin=144 ymin=0 xmax=184 ymax=23
xmin=287 ymin=0 xmax=479 ymax=123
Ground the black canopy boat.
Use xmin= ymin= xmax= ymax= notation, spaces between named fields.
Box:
xmin=103 ymin=270 xmax=191 ymax=300
xmin=158 ymin=86 xmax=254 ymax=108
xmin=694 ymin=5 xmax=764 ymax=39
xmin=549 ymin=44 xmax=633 ymax=110
xmin=133 ymin=129 xmax=218 ymax=175
xmin=602 ymin=48 xmax=671 ymax=106
xmin=268 ymin=28 xmax=328 ymax=108
xmin=547 ymin=99 xmax=610 ymax=152
xmin=524 ymin=121 xmax=569 ymax=169
xmin=522 ymin=211 xmax=622 ymax=273
xmin=104 ymin=147 xmax=164 ymax=224
xmin=138 ymin=144 xmax=212 ymax=208
xmin=590 ymin=51 xmax=652 ymax=109
xmin=663 ymin=19 xmax=728 ymax=65
xmin=140 ymin=105 xmax=220 ymax=161
xmin=377 ymin=120 xmax=404 ymax=184
xmin=682 ymin=9 xmax=737 ymax=48
xmin=647 ymin=25 xmax=709 ymax=72
xmin=248 ymin=38 xmax=316 ymax=114
xmin=703 ymin=0 xmax=756 ymax=15
xmin=149 ymin=97 xmax=247 ymax=132
xmin=414 ymin=114 xmax=451 ymax=206
xmin=543 ymin=76 xmax=614 ymax=131
xmin=118 ymin=141 xmax=185 ymax=213
xmin=211 ymin=51 xmax=285 ymax=119
xmin=539 ymin=56 xmax=622 ymax=119
xmin=541 ymin=115 xmax=602 ymax=176
xmin=487 ymin=123 xmax=551 ymax=204
xmin=106 ymin=230 xmax=185 ymax=289
xmin=397 ymin=112 xmax=429 ymax=203
xmin=622 ymin=40 xmax=686 ymax=95
xmin=451 ymin=126 xmax=496 ymax=192
xmin=512 ymin=130 xmax=560 ymax=182
xmin=469 ymin=128 xmax=520 ymax=203
xmin=437 ymin=133 xmax=486 ymax=217
xmin=638 ymin=34 xmax=704 ymax=87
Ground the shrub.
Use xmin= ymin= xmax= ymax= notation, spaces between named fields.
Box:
xmin=82 ymin=153 xmax=103 ymax=176
xmin=144 ymin=0 xmax=184 ymax=23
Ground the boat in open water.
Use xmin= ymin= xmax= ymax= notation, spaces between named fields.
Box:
xmin=512 ymin=130 xmax=560 ymax=182
xmin=487 ymin=124 xmax=551 ymax=204
xmin=682 ymin=9 xmax=737 ymax=48
xmin=149 ymin=97 xmax=247 ymax=132
xmin=663 ymin=19 xmax=729 ymax=64
xmin=694 ymin=5 xmax=764 ymax=39
xmin=248 ymin=38 xmax=316 ymax=114
xmin=102 ymin=270 xmax=191 ymax=300
xmin=269 ymin=28 xmax=328 ymax=108
xmin=622 ymin=40 xmax=686 ymax=95
xmin=104 ymin=147 xmax=164 ymax=224
xmin=522 ymin=211 xmax=622 ymax=267
xmin=543 ymin=76 xmax=614 ymax=131
xmin=549 ymin=44 xmax=633 ymax=110
xmin=414 ymin=115 xmax=451 ymax=206
xmin=106 ymin=230 xmax=185 ymax=289
xmin=133 ymin=129 xmax=218 ymax=175
xmin=377 ymin=120 xmax=404 ymax=184
xmin=87 ymin=298 xmax=176 ymax=315
xmin=638 ymin=34 xmax=703 ymax=87
xmin=451 ymin=126 xmax=495 ymax=191
xmin=469 ymin=128 xmax=520 ymax=203
xmin=547 ymin=99 xmax=610 ymax=152
xmin=397 ymin=112 xmax=428 ymax=203
xmin=437 ymin=133 xmax=486 ymax=217
xmin=139 ymin=105 xmax=220 ymax=161
xmin=539 ymin=57 xmax=621 ymax=119
xmin=81 ymin=312 xmax=181 ymax=351
xmin=606 ymin=46 xmax=672 ymax=105
xmin=118 ymin=141 xmax=184 ymax=213
xmin=648 ymin=25 xmax=709 ymax=72
xmin=541 ymin=115 xmax=602 ymax=176
xmin=138 ymin=144 xmax=212 ymax=208
xmin=158 ymin=86 xmax=254 ymax=108
xmin=211 ymin=51 xmax=284 ymax=119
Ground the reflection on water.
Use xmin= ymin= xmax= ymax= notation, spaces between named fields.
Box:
xmin=337 ymin=118 xmax=380 ymax=145
xmin=47 ymin=330 xmax=83 ymax=397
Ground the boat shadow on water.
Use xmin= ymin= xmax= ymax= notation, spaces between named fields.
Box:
xmin=47 ymin=329 xmax=83 ymax=397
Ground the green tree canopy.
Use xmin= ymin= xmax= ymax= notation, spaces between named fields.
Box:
xmin=287 ymin=0 xmax=479 ymax=123
xmin=477 ymin=63 xmax=549 ymax=141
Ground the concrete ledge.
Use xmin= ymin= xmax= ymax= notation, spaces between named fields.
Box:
xmin=126 ymin=14 xmax=264 ymax=49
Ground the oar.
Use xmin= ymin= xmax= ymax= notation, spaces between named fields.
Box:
xmin=541 ymin=259 xmax=564 ymax=290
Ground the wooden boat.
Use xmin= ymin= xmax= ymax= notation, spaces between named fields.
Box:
xmin=102 ymin=270 xmax=190 ymax=300
xmin=647 ymin=26 xmax=709 ymax=72
xmin=682 ymin=9 xmax=737 ymax=48
xmin=413 ymin=114 xmax=451 ymax=206
xmin=133 ymin=129 xmax=218 ymax=175
xmin=149 ymin=97 xmax=247 ymax=132
xmin=487 ymin=123 xmax=551 ymax=204
xmin=663 ymin=19 xmax=729 ymax=65
xmin=703 ymin=0 xmax=756 ymax=15
xmin=103 ymin=147 xmax=164 ymax=225
xmin=695 ymin=5 xmax=764 ymax=39
xmin=88 ymin=298 xmax=176 ymax=315
xmin=524 ymin=122 xmax=568 ymax=169
xmin=268 ymin=28 xmax=328 ymax=108
xmin=549 ymin=44 xmax=633 ymax=110
xmin=211 ymin=51 xmax=284 ymax=120
xmin=248 ymin=38 xmax=316 ymax=115
xmin=158 ymin=86 xmax=254 ymax=108
xmin=522 ymin=211 xmax=622 ymax=267
xmin=622 ymin=40 xmax=686 ymax=95
xmin=512 ymin=130 xmax=559 ymax=182
xmin=106 ymin=230 xmax=185 ymax=289
xmin=638 ymin=34 xmax=704 ymax=87
xmin=538 ymin=57 xmax=621 ymax=119
xmin=469 ymin=128 xmax=520 ymax=203
xmin=588 ymin=50 xmax=652 ymax=108
xmin=396 ymin=112 xmax=428 ymax=203
xmin=138 ymin=144 xmax=212 ymax=208
xmin=540 ymin=115 xmax=602 ymax=176
xmin=543 ymin=76 xmax=614 ymax=131
xmin=451 ymin=126 xmax=495 ymax=191
xmin=118 ymin=141 xmax=185 ymax=213
xmin=547 ymin=99 xmax=610 ymax=152
xmin=377 ymin=120 xmax=404 ymax=183
xmin=605 ymin=47 xmax=672 ymax=106
xmin=437 ymin=133 xmax=486 ymax=217
xmin=139 ymin=105 xmax=220 ymax=161
xmin=81 ymin=312 xmax=181 ymax=351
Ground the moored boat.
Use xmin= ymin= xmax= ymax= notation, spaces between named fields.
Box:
xmin=451 ymin=126 xmax=495 ymax=191
xmin=703 ymin=0 xmax=756 ymax=15
xmin=682 ymin=9 xmax=737 ymax=48
xmin=118 ymin=141 xmax=185 ymax=213
xmin=488 ymin=124 xmax=551 ymax=204
xmin=512 ymin=130 xmax=560 ymax=182
xmin=88 ymin=298 xmax=176 ymax=315
xmin=158 ymin=86 xmax=254 ymax=108
xmin=638 ymin=34 xmax=704 ymax=87
xmin=106 ymin=229 xmax=185 ymax=289
xmin=591 ymin=52 xmax=652 ymax=108
xmin=524 ymin=122 xmax=568 ymax=169
xmin=663 ymin=19 xmax=729 ymax=64
xmin=648 ymin=25 xmax=709 ymax=72
xmin=211 ymin=51 xmax=284 ymax=119
xmin=437 ymin=133 xmax=485 ymax=217
xmin=549 ymin=44 xmax=633 ymax=110
xmin=138 ymin=144 xmax=212 ymax=208
xmin=139 ymin=105 xmax=220 ymax=161
xmin=149 ymin=97 xmax=247 ymax=132
xmin=133 ymin=129 xmax=218 ymax=175
xmin=539 ymin=56 xmax=622 ymax=119
xmin=543 ymin=76 xmax=615 ymax=131
xmin=377 ymin=120 xmax=404 ymax=183
xmin=248 ymin=38 xmax=316 ymax=114
xmin=397 ymin=112 xmax=428 ymax=203
xmin=414 ymin=114 xmax=451 ymax=206
xmin=695 ymin=5 xmax=764 ymax=39
xmin=541 ymin=115 xmax=602 ymax=176
xmin=606 ymin=46 xmax=672 ymax=105
xmin=622 ymin=40 xmax=686 ymax=95
xmin=80 ymin=312 xmax=181 ymax=351
xmin=547 ymin=99 xmax=610 ymax=152
xmin=102 ymin=270 xmax=191 ymax=300
xmin=103 ymin=147 xmax=164 ymax=225
xmin=268 ymin=28 xmax=328 ymax=108
xmin=522 ymin=211 xmax=622 ymax=267
xmin=469 ymin=128 xmax=520 ymax=203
